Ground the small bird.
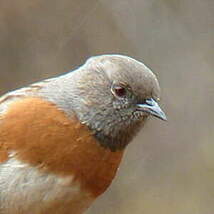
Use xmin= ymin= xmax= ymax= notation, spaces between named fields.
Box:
xmin=0 ymin=54 xmax=166 ymax=214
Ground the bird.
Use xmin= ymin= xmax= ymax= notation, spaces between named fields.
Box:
xmin=0 ymin=54 xmax=166 ymax=214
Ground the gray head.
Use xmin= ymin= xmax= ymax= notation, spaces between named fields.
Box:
xmin=42 ymin=54 xmax=166 ymax=151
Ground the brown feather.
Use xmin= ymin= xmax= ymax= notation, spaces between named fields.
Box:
xmin=0 ymin=97 xmax=124 ymax=196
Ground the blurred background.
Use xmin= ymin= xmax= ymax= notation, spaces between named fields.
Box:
xmin=0 ymin=0 xmax=213 ymax=213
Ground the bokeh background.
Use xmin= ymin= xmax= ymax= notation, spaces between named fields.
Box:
xmin=0 ymin=0 xmax=213 ymax=213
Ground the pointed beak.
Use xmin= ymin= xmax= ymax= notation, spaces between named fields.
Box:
xmin=136 ymin=98 xmax=167 ymax=121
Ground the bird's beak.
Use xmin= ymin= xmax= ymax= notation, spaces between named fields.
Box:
xmin=136 ymin=98 xmax=167 ymax=121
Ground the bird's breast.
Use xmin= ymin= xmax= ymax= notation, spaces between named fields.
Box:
xmin=0 ymin=97 xmax=124 ymax=199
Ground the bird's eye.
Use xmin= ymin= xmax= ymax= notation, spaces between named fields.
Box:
xmin=112 ymin=85 xmax=127 ymax=97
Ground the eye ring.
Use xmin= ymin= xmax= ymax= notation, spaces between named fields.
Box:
xmin=111 ymin=84 xmax=127 ymax=97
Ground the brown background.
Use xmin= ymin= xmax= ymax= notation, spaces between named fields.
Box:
xmin=0 ymin=0 xmax=213 ymax=213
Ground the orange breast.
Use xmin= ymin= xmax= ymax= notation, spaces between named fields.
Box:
xmin=0 ymin=97 xmax=124 ymax=197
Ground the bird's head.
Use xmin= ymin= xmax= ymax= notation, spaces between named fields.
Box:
xmin=64 ymin=54 xmax=166 ymax=151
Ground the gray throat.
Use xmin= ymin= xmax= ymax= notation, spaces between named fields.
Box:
xmin=92 ymin=119 xmax=145 ymax=152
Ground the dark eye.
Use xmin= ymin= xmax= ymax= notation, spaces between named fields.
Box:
xmin=113 ymin=85 xmax=127 ymax=97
